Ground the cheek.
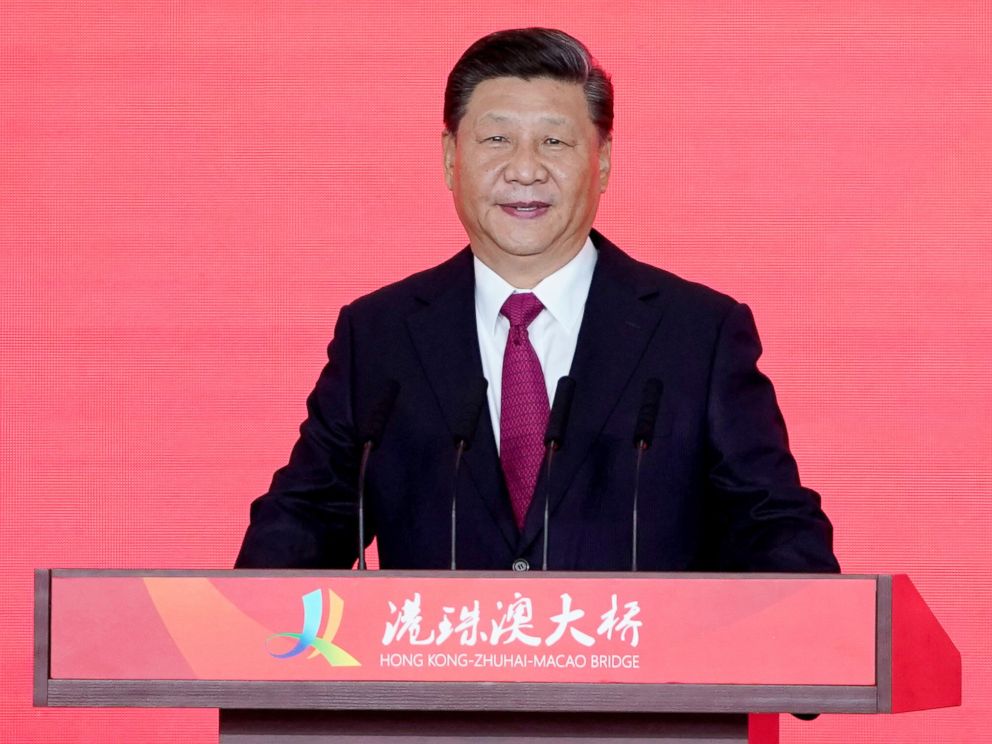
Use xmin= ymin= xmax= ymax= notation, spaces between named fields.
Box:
xmin=551 ymin=169 xmax=585 ymax=201
xmin=559 ymin=162 xmax=598 ymax=198
xmin=466 ymin=171 xmax=503 ymax=204
xmin=454 ymin=169 xmax=482 ymax=198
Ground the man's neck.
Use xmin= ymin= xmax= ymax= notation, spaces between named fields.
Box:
xmin=473 ymin=237 xmax=588 ymax=289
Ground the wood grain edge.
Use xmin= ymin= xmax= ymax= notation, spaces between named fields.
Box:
xmin=876 ymin=574 xmax=892 ymax=713
xmin=33 ymin=569 xmax=51 ymax=707
xmin=47 ymin=680 xmax=877 ymax=713
xmin=50 ymin=569 xmax=880 ymax=580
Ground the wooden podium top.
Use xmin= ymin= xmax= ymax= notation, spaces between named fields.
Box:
xmin=34 ymin=570 xmax=960 ymax=715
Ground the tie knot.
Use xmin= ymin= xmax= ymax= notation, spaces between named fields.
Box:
xmin=500 ymin=292 xmax=544 ymax=329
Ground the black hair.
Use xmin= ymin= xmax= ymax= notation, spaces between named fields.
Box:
xmin=444 ymin=28 xmax=613 ymax=142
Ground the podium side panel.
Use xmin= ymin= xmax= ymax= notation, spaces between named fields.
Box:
xmin=747 ymin=713 xmax=779 ymax=744
xmin=890 ymin=574 xmax=962 ymax=713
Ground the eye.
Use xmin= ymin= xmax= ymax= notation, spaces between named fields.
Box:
xmin=545 ymin=138 xmax=563 ymax=146
xmin=482 ymin=135 xmax=509 ymax=144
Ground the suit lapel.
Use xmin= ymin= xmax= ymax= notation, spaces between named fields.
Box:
xmin=405 ymin=250 xmax=519 ymax=552
xmin=519 ymin=234 xmax=668 ymax=553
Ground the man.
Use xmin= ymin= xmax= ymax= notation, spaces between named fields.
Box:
xmin=235 ymin=28 xmax=839 ymax=573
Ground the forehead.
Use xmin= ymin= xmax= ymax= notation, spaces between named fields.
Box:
xmin=463 ymin=76 xmax=593 ymax=129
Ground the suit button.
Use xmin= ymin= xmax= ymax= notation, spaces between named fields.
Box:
xmin=511 ymin=559 xmax=530 ymax=572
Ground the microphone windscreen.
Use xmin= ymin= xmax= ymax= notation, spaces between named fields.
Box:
xmin=359 ymin=379 xmax=400 ymax=448
xmin=633 ymin=378 xmax=663 ymax=447
xmin=544 ymin=376 xmax=576 ymax=448
xmin=451 ymin=377 xmax=489 ymax=449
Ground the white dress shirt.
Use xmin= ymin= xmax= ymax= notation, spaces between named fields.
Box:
xmin=474 ymin=236 xmax=598 ymax=452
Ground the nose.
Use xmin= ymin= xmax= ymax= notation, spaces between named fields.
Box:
xmin=503 ymin=143 xmax=548 ymax=185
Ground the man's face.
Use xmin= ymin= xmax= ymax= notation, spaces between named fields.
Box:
xmin=443 ymin=76 xmax=611 ymax=280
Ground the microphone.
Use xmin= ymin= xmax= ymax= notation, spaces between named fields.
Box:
xmin=358 ymin=379 xmax=401 ymax=447
xmin=450 ymin=378 xmax=489 ymax=569
xmin=544 ymin=376 xmax=576 ymax=450
xmin=356 ymin=380 xmax=400 ymax=570
xmin=541 ymin=376 xmax=576 ymax=570
xmin=631 ymin=378 xmax=663 ymax=571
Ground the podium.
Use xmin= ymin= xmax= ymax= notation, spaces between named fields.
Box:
xmin=34 ymin=570 xmax=960 ymax=743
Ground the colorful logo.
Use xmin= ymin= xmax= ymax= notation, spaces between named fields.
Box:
xmin=267 ymin=588 xmax=360 ymax=666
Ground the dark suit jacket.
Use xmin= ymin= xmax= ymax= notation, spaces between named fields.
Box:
xmin=235 ymin=231 xmax=839 ymax=573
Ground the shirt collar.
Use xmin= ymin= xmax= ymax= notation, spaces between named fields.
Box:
xmin=474 ymin=236 xmax=598 ymax=336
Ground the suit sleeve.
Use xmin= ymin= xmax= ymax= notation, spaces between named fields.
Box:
xmin=234 ymin=305 xmax=366 ymax=568
xmin=705 ymin=303 xmax=840 ymax=572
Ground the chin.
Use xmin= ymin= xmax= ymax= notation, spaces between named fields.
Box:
xmin=496 ymin=240 xmax=552 ymax=258
xmin=498 ymin=228 xmax=559 ymax=254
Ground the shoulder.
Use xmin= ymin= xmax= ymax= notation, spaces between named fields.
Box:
xmin=343 ymin=247 xmax=473 ymax=317
xmin=591 ymin=230 xmax=739 ymax=322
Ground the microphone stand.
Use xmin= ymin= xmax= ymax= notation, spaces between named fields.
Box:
xmin=355 ymin=379 xmax=400 ymax=571
xmin=541 ymin=376 xmax=576 ymax=571
xmin=451 ymin=440 xmax=467 ymax=570
xmin=449 ymin=377 xmax=488 ymax=570
xmin=357 ymin=441 xmax=373 ymax=570
xmin=542 ymin=445 xmax=557 ymax=571
xmin=631 ymin=441 xmax=647 ymax=572
xmin=630 ymin=378 xmax=663 ymax=572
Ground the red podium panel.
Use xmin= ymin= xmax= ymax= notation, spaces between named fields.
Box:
xmin=34 ymin=571 xmax=960 ymax=744
xmin=48 ymin=573 xmax=875 ymax=685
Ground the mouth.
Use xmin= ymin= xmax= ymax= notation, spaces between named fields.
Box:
xmin=498 ymin=201 xmax=551 ymax=219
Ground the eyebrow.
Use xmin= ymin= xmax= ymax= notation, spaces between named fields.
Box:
xmin=479 ymin=113 xmax=570 ymax=126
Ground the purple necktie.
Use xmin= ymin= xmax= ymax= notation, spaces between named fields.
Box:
xmin=499 ymin=292 xmax=549 ymax=530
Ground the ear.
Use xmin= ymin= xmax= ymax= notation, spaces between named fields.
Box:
xmin=598 ymin=136 xmax=612 ymax=192
xmin=442 ymin=131 xmax=457 ymax=191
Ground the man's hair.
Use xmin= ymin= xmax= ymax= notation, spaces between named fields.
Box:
xmin=444 ymin=28 xmax=613 ymax=142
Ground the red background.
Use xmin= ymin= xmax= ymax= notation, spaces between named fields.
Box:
xmin=2 ymin=2 xmax=989 ymax=742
